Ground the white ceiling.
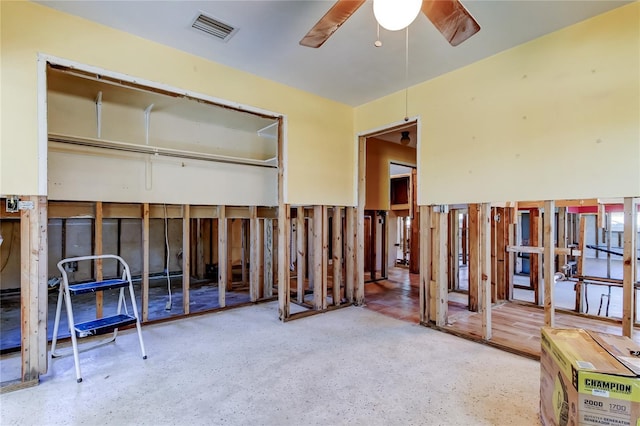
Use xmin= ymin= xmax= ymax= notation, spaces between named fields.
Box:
xmin=37 ymin=0 xmax=630 ymax=107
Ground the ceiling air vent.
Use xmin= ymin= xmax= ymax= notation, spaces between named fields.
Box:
xmin=191 ymin=13 xmax=237 ymax=41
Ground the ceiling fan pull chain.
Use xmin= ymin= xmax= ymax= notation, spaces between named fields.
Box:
xmin=375 ymin=23 xmax=382 ymax=47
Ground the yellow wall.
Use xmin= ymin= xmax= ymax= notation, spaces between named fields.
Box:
xmin=356 ymin=2 xmax=640 ymax=205
xmin=0 ymin=1 xmax=355 ymax=205
xmin=365 ymin=138 xmax=416 ymax=210
xmin=3 ymin=1 xmax=639 ymax=207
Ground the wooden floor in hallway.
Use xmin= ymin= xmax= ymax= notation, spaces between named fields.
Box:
xmin=363 ymin=267 xmax=421 ymax=324
xmin=363 ymin=266 xmax=640 ymax=359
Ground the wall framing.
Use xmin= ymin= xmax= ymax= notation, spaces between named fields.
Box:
xmin=1 ymin=55 xmax=289 ymax=388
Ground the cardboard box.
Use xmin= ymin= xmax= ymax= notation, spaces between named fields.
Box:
xmin=540 ymin=328 xmax=640 ymax=426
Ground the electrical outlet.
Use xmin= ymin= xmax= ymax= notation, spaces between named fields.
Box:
xmin=65 ymin=261 xmax=78 ymax=272
xmin=6 ymin=197 xmax=18 ymax=213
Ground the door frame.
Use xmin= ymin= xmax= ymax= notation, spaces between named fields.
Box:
xmin=355 ymin=117 xmax=421 ymax=304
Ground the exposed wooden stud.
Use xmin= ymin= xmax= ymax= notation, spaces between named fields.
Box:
xmin=21 ymin=196 xmax=48 ymax=381
xmin=429 ymin=210 xmax=437 ymax=322
xmin=370 ymin=211 xmax=377 ymax=281
xmin=515 ymin=211 xmax=522 ymax=247
xmin=277 ymin=205 xmax=291 ymax=320
xmin=241 ymin=219 xmax=248 ymax=286
xmin=94 ymin=201 xmax=104 ymax=318
xmin=217 ymin=206 xmax=227 ymax=308
xmin=307 ymin=211 xmax=315 ymax=290
xmin=507 ymin=219 xmax=515 ymax=301
xmin=212 ymin=218 xmax=218 ymax=265
xmin=285 ymin=206 xmax=291 ymax=306
xmin=342 ymin=210 xmax=348 ymax=285
xmin=567 ymin=213 xmax=575 ymax=247
xmin=196 ymin=219 xmax=205 ymax=280
xmin=480 ymin=202 xmax=492 ymax=340
xmin=448 ymin=210 xmax=459 ymax=291
xmin=622 ymin=197 xmax=637 ymax=338
xmin=454 ymin=210 xmax=461 ymax=288
xmin=543 ymin=201 xmax=556 ymax=326
xmin=530 ymin=209 xmax=543 ymax=306
xmin=322 ymin=206 xmax=329 ymax=310
xmin=226 ymin=220 xmax=234 ymax=292
xmin=345 ymin=207 xmax=356 ymax=303
xmin=257 ymin=216 xmax=264 ymax=298
xmin=355 ymin=136 xmax=365 ymax=306
xmin=313 ymin=205 xmax=323 ymax=310
xmin=204 ymin=218 xmax=212 ymax=267
xmin=597 ymin=203 xmax=606 ymax=229
xmin=574 ymin=215 xmax=587 ymax=313
xmin=381 ymin=211 xmax=388 ymax=278
xmin=434 ymin=208 xmax=448 ymax=327
xmin=249 ymin=206 xmax=261 ymax=302
xmin=37 ymin=197 xmax=48 ymax=376
xmin=504 ymin=208 xmax=513 ymax=300
xmin=461 ymin=213 xmax=468 ymax=266
xmin=495 ymin=208 xmax=506 ymax=301
xmin=468 ymin=204 xmax=480 ymax=312
xmin=264 ymin=218 xmax=274 ymax=298
xmin=557 ymin=207 xmax=567 ymax=274
xmin=607 ymin=212 xmax=612 ymax=279
xmin=296 ymin=206 xmax=306 ymax=303
xmin=182 ymin=205 xmax=190 ymax=314
xmin=577 ymin=215 xmax=587 ymax=276
xmin=448 ymin=211 xmax=454 ymax=290
xmin=401 ymin=216 xmax=408 ymax=265
xmin=142 ymin=203 xmax=150 ymax=322
xmin=538 ymin=209 xmax=544 ymax=303
xmin=419 ymin=205 xmax=431 ymax=324
xmin=189 ymin=220 xmax=196 ymax=277
xmin=490 ymin=207 xmax=497 ymax=303
xmin=594 ymin=212 xmax=600 ymax=259
xmin=332 ymin=206 xmax=342 ymax=305
xmin=409 ymin=168 xmax=420 ymax=273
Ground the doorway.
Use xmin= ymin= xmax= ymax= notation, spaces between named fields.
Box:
xmin=358 ymin=121 xmax=419 ymax=322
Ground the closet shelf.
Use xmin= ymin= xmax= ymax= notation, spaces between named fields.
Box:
xmin=48 ymin=133 xmax=278 ymax=168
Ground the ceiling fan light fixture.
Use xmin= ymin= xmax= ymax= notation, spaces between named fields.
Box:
xmin=373 ymin=0 xmax=422 ymax=31
xmin=400 ymin=131 xmax=411 ymax=145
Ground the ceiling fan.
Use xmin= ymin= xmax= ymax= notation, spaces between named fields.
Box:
xmin=300 ymin=0 xmax=480 ymax=48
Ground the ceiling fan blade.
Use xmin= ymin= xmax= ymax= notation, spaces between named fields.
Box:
xmin=421 ymin=0 xmax=480 ymax=46
xmin=300 ymin=0 xmax=366 ymax=48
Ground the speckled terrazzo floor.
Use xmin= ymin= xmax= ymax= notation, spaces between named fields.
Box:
xmin=0 ymin=301 xmax=541 ymax=425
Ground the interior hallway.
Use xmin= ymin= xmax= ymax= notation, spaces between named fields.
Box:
xmin=0 ymin=301 xmax=540 ymax=425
